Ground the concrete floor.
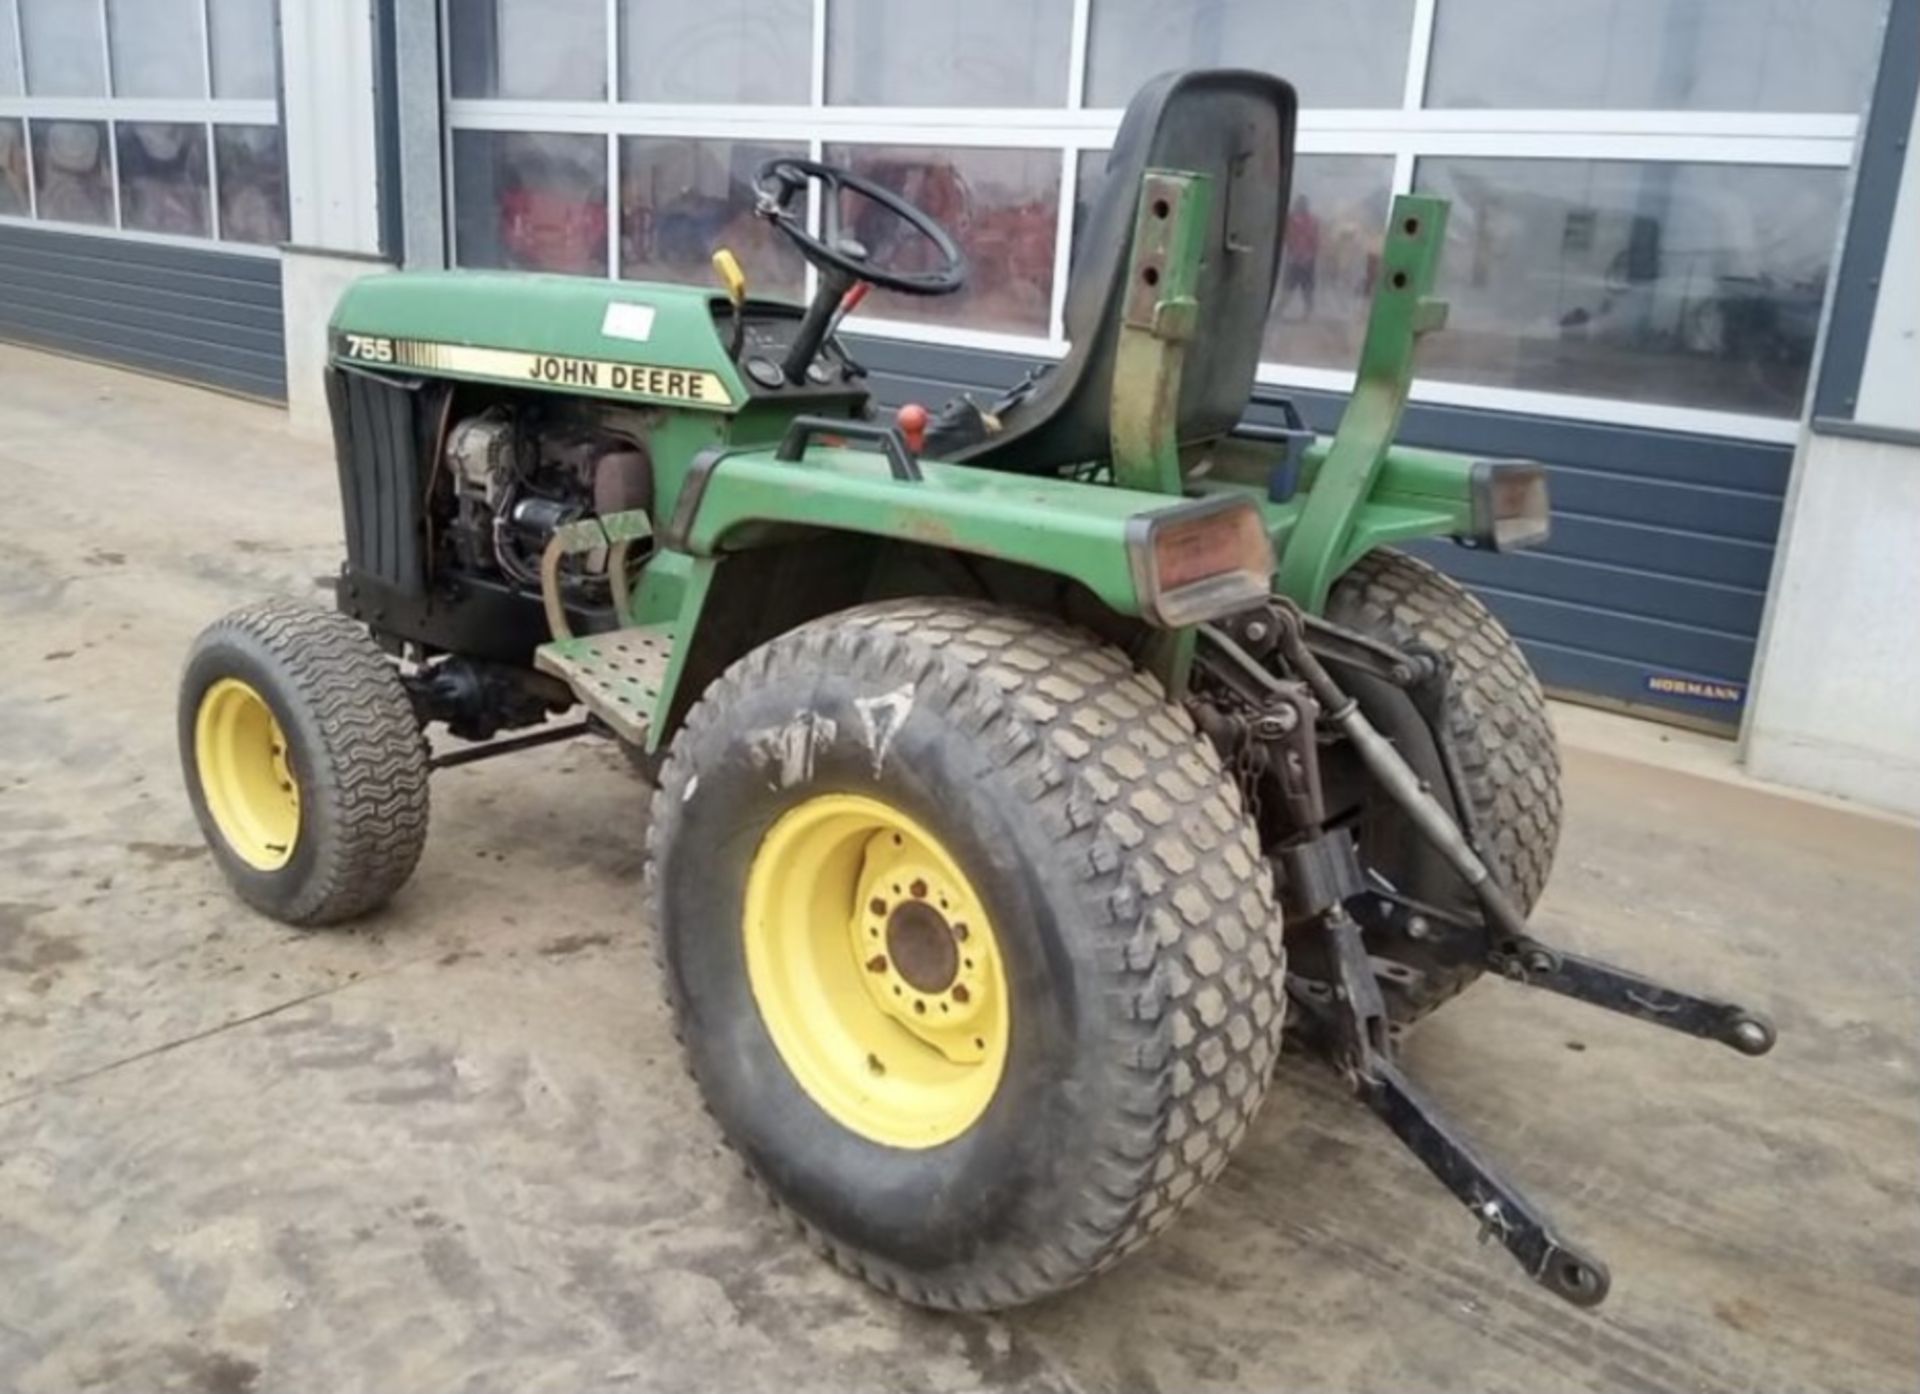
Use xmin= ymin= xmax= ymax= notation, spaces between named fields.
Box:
xmin=1 ymin=343 xmax=1916 ymax=1394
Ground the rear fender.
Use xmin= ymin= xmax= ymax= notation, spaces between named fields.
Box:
xmin=660 ymin=442 xmax=1157 ymax=614
xmin=633 ymin=444 xmax=1273 ymax=747
xmin=633 ymin=537 xmax=1152 ymax=752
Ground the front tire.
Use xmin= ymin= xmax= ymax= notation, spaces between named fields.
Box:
xmin=648 ymin=598 xmax=1286 ymax=1310
xmin=179 ymin=600 xmax=430 ymax=925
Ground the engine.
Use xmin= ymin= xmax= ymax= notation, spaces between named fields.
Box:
xmin=440 ymin=405 xmax=653 ymax=606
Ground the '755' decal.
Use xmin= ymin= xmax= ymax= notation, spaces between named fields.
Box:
xmin=341 ymin=333 xmax=395 ymax=364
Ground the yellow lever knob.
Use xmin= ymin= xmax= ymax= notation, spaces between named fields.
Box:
xmin=712 ymin=248 xmax=747 ymax=305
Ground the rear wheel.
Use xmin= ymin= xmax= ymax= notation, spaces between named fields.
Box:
xmin=179 ymin=600 xmax=430 ymax=925
xmin=648 ymin=598 xmax=1286 ymax=1310
xmin=1326 ymin=549 xmax=1562 ymax=1022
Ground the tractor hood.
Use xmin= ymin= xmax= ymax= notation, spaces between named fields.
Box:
xmin=328 ymin=271 xmax=748 ymax=412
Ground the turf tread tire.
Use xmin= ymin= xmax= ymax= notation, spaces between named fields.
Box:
xmin=646 ymin=598 xmax=1286 ymax=1310
xmin=1330 ymin=549 xmax=1562 ymax=910
xmin=180 ymin=600 xmax=430 ymax=926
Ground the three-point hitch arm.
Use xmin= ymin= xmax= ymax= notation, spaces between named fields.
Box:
xmin=1197 ymin=603 xmax=1775 ymax=1309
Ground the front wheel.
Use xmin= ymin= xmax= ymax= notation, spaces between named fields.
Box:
xmin=178 ymin=600 xmax=430 ymax=925
xmin=648 ymin=599 xmax=1286 ymax=1310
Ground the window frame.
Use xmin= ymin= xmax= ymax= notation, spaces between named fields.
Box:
xmin=0 ymin=0 xmax=281 ymax=257
xmin=441 ymin=0 xmax=1869 ymax=441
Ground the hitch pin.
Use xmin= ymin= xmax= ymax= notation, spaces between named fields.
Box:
xmin=1475 ymin=1199 xmax=1511 ymax=1246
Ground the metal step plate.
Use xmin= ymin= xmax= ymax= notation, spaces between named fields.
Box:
xmin=533 ymin=625 xmax=674 ymax=746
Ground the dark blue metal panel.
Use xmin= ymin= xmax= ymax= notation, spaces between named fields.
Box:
xmin=1431 ymin=547 xmax=1766 ymax=637
xmin=0 ymin=223 xmax=286 ymax=400
xmin=846 ymin=333 xmax=1790 ymax=728
xmin=1529 ymin=463 xmax=1782 ymax=542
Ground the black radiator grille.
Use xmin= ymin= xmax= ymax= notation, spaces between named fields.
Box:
xmin=327 ymin=366 xmax=427 ymax=597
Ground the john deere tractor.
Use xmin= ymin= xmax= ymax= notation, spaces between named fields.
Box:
xmin=179 ymin=71 xmax=1774 ymax=1310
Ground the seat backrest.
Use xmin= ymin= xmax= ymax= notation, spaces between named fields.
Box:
xmin=954 ymin=68 xmax=1296 ymax=473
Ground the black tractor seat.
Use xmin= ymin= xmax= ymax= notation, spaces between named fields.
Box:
xmin=923 ymin=68 xmax=1297 ymax=474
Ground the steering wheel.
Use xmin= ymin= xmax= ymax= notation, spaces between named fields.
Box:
xmin=753 ymin=156 xmax=967 ymax=297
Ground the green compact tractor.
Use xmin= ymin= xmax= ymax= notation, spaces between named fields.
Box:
xmin=179 ymin=71 xmax=1774 ymax=1310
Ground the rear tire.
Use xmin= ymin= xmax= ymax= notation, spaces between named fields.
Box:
xmin=179 ymin=600 xmax=430 ymax=925
xmin=648 ymin=598 xmax=1286 ymax=1310
xmin=1327 ymin=549 xmax=1562 ymax=1020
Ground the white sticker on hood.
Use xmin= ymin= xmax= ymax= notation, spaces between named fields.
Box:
xmin=601 ymin=301 xmax=657 ymax=343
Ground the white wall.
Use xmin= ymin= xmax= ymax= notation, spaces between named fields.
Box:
xmin=281 ymin=0 xmax=383 ymax=255
xmin=282 ymin=246 xmax=392 ymax=438
xmin=277 ymin=0 xmax=399 ymax=438
xmin=1743 ymin=88 xmax=1920 ymax=818
xmin=1744 ymin=431 xmax=1920 ymax=815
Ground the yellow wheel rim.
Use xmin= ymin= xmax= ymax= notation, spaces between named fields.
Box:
xmin=743 ymin=794 xmax=1010 ymax=1149
xmin=194 ymin=677 xmax=301 ymax=871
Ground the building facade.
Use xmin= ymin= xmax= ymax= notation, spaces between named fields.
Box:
xmin=0 ymin=0 xmax=287 ymax=394
xmin=1 ymin=0 xmax=1915 ymax=810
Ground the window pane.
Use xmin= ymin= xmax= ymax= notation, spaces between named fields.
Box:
xmin=216 ymin=124 xmax=288 ymax=244
xmin=1427 ymin=0 xmax=1886 ymax=113
xmin=0 ymin=119 xmax=28 ymax=215
xmin=822 ymin=144 xmax=1058 ymax=336
xmin=0 ymin=0 xmax=21 ymax=98
xmin=620 ymin=138 xmax=805 ymax=297
xmin=1414 ymin=158 xmax=1844 ymax=417
xmin=449 ymin=0 xmax=606 ymax=100
xmin=827 ymin=0 xmax=1071 ymax=107
xmin=1266 ymin=159 xmax=1393 ymax=368
xmin=1075 ymin=149 xmax=1393 ymax=370
xmin=619 ymin=0 xmax=809 ymax=103
xmin=455 ymin=130 xmax=607 ymax=275
xmin=20 ymin=0 xmax=106 ymax=96
xmin=31 ymin=119 xmax=112 ymax=224
xmin=107 ymin=0 xmax=204 ymax=99
xmin=117 ymin=121 xmax=210 ymax=235
xmin=1086 ymin=0 xmax=1413 ymax=110
xmin=209 ymin=0 xmax=277 ymax=99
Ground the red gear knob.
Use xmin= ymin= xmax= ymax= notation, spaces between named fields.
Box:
xmin=895 ymin=403 xmax=929 ymax=456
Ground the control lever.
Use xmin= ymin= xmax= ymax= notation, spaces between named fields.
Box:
xmin=783 ymin=238 xmax=868 ymax=386
xmin=712 ymin=248 xmax=748 ymax=359
xmin=895 ymin=403 xmax=928 ymax=458
xmin=828 ymin=280 xmax=871 ymax=341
